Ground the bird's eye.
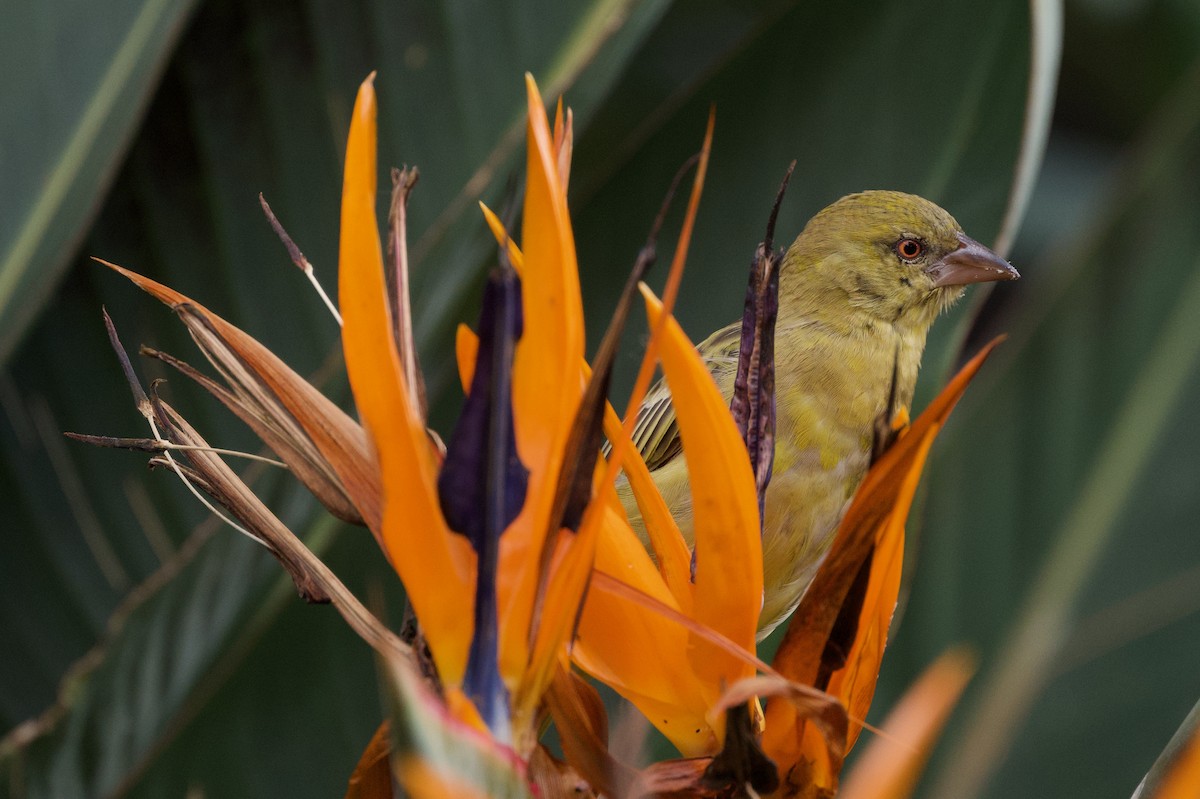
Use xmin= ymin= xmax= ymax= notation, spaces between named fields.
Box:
xmin=895 ymin=238 xmax=924 ymax=262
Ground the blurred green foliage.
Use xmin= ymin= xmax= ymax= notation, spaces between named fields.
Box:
xmin=1 ymin=1 xmax=1198 ymax=797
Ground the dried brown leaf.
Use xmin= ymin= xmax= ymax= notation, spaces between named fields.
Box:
xmin=99 ymin=259 xmax=382 ymax=533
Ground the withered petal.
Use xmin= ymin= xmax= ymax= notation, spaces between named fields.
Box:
xmin=99 ymin=259 xmax=383 ymax=534
xmin=143 ymin=345 xmax=365 ymax=526
xmin=545 ymin=666 xmax=637 ymax=799
xmin=730 ymin=162 xmax=792 ymax=520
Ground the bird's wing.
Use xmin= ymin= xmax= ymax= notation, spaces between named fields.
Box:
xmin=627 ymin=321 xmax=742 ymax=471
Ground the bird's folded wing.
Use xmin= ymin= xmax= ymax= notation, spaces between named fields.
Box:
xmin=625 ymin=321 xmax=742 ymax=472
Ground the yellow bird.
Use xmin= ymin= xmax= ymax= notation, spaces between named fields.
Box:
xmin=619 ymin=190 xmax=1018 ymax=636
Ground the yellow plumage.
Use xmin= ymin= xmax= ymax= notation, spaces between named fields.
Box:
xmin=618 ymin=190 xmax=1018 ymax=635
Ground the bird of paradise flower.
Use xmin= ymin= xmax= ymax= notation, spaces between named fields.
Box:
xmin=81 ymin=71 xmax=1004 ymax=798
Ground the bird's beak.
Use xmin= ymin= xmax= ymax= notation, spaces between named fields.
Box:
xmin=925 ymin=232 xmax=1020 ymax=287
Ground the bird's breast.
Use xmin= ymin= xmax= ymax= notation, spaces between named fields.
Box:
xmin=754 ymin=320 xmax=923 ymax=632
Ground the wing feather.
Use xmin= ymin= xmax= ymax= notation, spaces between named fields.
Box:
xmin=616 ymin=321 xmax=742 ymax=471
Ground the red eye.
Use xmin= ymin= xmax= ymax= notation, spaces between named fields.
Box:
xmin=896 ymin=238 xmax=924 ymax=261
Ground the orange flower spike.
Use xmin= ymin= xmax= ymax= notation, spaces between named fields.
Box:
xmin=565 ymin=407 xmax=710 ymax=751
xmin=597 ymin=110 xmax=713 ymax=609
xmin=495 ymin=74 xmax=586 ymax=680
xmin=525 ymin=439 xmax=700 ymax=729
xmin=517 ymin=369 xmax=670 ymax=742
xmin=513 ymin=499 xmax=609 ymax=740
xmin=469 ymin=213 xmax=693 ymax=612
xmin=337 ymin=74 xmax=475 ymax=686
xmin=602 ymin=111 xmax=712 ymax=594
xmin=641 ymin=285 xmax=762 ymax=705
xmin=478 ymin=198 xmax=692 ymax=608
xmin=829 ymin=343 xmax=1002 ymax=751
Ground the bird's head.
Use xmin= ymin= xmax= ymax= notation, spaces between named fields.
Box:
xmin=781 ymin=190 xmax=1019 ymax=331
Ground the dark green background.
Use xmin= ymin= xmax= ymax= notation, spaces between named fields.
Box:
xmin=2 ymin=1 xmax=1199 ymax=797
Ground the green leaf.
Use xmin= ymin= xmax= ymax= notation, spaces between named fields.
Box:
xmin=0 ymin=0 xmax=198 ymax=364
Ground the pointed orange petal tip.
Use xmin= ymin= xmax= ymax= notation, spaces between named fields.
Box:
xmin=479 ymin=201 xmax=506 ymax=241
xmin=524 ymin=74 xmax=545 ymax=132
xmin=478 ymin=202 xmax=524 ymax=273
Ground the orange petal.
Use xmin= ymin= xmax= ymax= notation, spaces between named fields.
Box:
xmin=838 ymin=648 xmax=975 ymax=799
xmin=570 ymin=494 xmax=716 ymax=755
xmin=564 ymin=283 xmax=763 ymax=757
xmin=577 ymin=567 xmax=786 ymax=757
xmin=641 ymin=284 xmax=762 ymax=696
xmin=494 ymin=74 xmax=586 ymax=685
xmin=514 ymin=499 xmax=619 ymax=748
xmin=764 ymin=338 xmax=1003 ymax=776
xmin=589 ymin=110 xmax=711 ymax=617
xmin=590 ymin=571 xmax=773 ymax=678
xmin=562 ymin=314 xmax=694 ymax=608
xmin=337 ymin=74 xmax=474 ymax=686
